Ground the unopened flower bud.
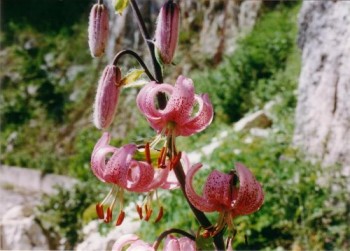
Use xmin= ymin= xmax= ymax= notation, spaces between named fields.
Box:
xmin=93 ymin=65 xmax=121 ymax=129
xmin=154 ymin=0 xmax=180 ymax=65
xmin=88 ymin=3 xmax=109 ymax=58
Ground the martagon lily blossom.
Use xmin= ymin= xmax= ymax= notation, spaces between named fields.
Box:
xmin=137 ymin=75 xmax=214 ymax=137
xmin=91 ymin=132 xmax=184 ymax=224
xmin=185 ymin=162 xmax=264 ymax=234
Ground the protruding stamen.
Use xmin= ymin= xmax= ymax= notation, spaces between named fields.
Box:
xmin=105 ymin=207 xmax=113 ymax=223
xmin=136 ymin=204 xmax=143 ymax=220
xmin=115 ymin=211 xmax=125 ymax=226
xmin=154 ymin=206 xmax=164 ymax=223
xmin=144 ymin=205 xmax=153 ymax=221
xmin=158 ymin=146 xmax=167 ymax=169
xmin=145 ymin=142 xmax=152 ymax=164
xmin=96 ymin=203 xmax=105 ymax=219
xmin=170 ymin=151 xmax=182 ymax=170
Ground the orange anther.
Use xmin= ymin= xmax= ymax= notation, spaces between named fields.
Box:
xmin=170 ymin=151 xmax=182 ymax=169
xmin=115 ymin=211 xmax=125 ymax=226
xmin=158 ymin=147 xmax=166 ymax=168
xmin=144 ymin=205 xmax=153 ymax=221
xmin=96 ymin=203 xmax=104 ymax=220
xmin=145 ymin=143 xmax=152 ymax=164
xmin=104 ymin=207 xmax=113 ymax=223
xmin=136 ymin=204 xmax=143 ymax=220
xmin=154 ymin=206 xmax=164 ymax=223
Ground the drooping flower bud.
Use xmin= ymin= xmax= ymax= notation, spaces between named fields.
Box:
xmin=88 ymin=3 xmax=109 ymax=58
xmin=154 ymin=0 xmax=180 ymax=65
xmin=93 ymin=65 xmax=121 ymax=129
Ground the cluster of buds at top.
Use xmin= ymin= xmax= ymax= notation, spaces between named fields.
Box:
xmin=88 ymin=1 xmax=109 ymax=57
xmin=154 ymin=0 xmax=180 ymax=65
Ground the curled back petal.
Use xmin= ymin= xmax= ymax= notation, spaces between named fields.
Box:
xmin=185 ymin=163 xmax=219 ymax=212
xmin=203 ymin=170 xmax=232 ymax=210
xmin=91 ymin=132 xmax=117 ymax=181
xmin=112 ymin=234 xmax=140 ymax=251
xmin=103 ymin=144 xmax=137 ymax=187
xmin=92 ymin=132 xmax=111 ymax=154
xmin=179 ymin=94 xmax=214 ymax=137
xmin=126 ymin=161 xmax=155 ymax=192
xmin=164 ymin=75 xmax=195 ymax=126
xmin=149 ymin=166 xmax=173 ymax=190
xmin=231 ymin=163 xmax=264 ymax=217
xmin=136 ymin=82 xmax=174 ymax=133
xmin=91 ymin=146 xmax=118 ymax=182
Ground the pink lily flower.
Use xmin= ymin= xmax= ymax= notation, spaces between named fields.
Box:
xmin=185 ymin=162 xmax=264 ymax=234
xmin=154 ymin=0 xmax=180 ymax=64
xmin=88 ymin=2 xmax=109 ymax=57
xmin=93 ymin=65 xmax=121 ymax=130
xmin=91 ymin=132 xmax=173 ymax=192
xmin=91 ymin=133 xmax=183 ymax=224
xmin=136 ymin=75 xmax=214 ymax=137
xmin=112 ymin=234 xmax=196 ymax=251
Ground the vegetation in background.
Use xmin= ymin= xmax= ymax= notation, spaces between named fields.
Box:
xmin=193 ymin=4 xmax=298 ymax=122
xmin=37 ymin=183 xmax=102 ymax=250
xmin=139 ymin=2 xmax=349 ymax=250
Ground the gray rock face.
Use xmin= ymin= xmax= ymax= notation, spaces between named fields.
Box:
xmin=294 ymin=1 xmax=350 ymax=167
xmin=1 ymin=206 xmax=49 ymax=250
xmin=106 ymin=0 xmax=262 ymax=65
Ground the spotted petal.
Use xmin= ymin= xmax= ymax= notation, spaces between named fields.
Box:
xmin=179 ymin=94 xmax=214 ymax=136
xmin=126 ymin=160 xmax=155 ymax=192
xmin=185 ymin=163 xmax=221 ymax=212
xmin=203 ymin=170 xmax=233 ymax=210
xmin=91 ymin=132 xmax=118 ymax=182
xmin=163 ymin=75 xmax=195 ymax=126
xmin=230 ymin=163 xmax=264 ymax=217
xmin=136 ymin=81 xmax=173 ymax=133
xmin=103 ymin=144 xmax=138 ymax=187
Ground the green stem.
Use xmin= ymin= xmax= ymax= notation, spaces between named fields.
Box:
xmin=167 ymin=136 xmax=225 ymax=250
xmin=129 ymin=0 xmax=163 ymax=83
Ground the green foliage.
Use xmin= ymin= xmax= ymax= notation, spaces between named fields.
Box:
xmin=138 ymin=189 xmax=198 ymax=242
xmin=203 ymin=127 xmax=350 ymax=250
xmin=193 ymin=4 xmax=299 ymax=122
xmin=2 ymin=0 xmax=90 ymax=43
xmin=37 ymin=183 xmax=102 ymax=249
